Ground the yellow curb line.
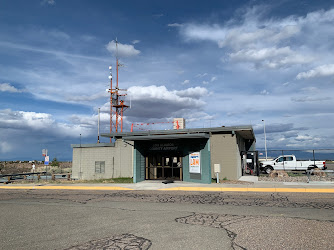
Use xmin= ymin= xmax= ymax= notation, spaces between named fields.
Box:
xmin=0 ymin=186 xmax=134 ymax=191
xmin=159 ymin=187 xmax=334 ymax=193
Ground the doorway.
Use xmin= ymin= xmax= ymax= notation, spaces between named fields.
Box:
xmin=241 ymin=151 xmax=259 ymax=176
xmin=146 ymin=154 xmax=182 ymax=180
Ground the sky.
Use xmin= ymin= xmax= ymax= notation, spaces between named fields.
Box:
xmin=1 ymin=0 xmax=334 ymax=161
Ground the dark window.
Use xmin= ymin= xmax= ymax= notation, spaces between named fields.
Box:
xmin=95 ymin=161 xmax=105 ymax=173
xmin=277 ymin=157 xmax=284 ymax=162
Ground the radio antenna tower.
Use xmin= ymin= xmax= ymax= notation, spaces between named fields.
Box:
xmin=108 ymin=39 xmax=129 ymax=140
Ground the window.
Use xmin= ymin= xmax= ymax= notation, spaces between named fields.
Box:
xmin=95 ymin=161 xmax=105 ymax=173
xmin=277 ymin=157 xmax=284 ymax=162
xmin=284 ymin=157 xmax=293 ymax=161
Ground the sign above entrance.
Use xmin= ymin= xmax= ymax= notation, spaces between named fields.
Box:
xmin=189 ymin=152 xmax=201 ymax=173
xmin=149 ymin=143 xmax=178 ymax=151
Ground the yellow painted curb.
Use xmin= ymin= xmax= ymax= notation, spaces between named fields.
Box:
xmin=159 ymin=187 xmax=334 ymax=193
xmin=0 ymin=186 xmax=134 ymax=191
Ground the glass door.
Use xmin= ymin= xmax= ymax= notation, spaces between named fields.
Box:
xmin=146 ymin=154 xmax=182 ymax=180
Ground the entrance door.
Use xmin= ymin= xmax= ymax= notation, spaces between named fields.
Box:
xmin=146 ymin=154 xmax=182 ymax=180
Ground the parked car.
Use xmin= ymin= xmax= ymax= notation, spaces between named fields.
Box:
xmin=260 ymin=155 xmax=326 ymax=174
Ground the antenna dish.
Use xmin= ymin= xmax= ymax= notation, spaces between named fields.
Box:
xmin=109 ymin=66 xmax=112 ymax=70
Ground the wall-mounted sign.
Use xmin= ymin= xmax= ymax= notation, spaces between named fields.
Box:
xmin=149 ymin=143 xmax=178 ymax=151
xmin=189 ymin=152 xmax=200 ymax=173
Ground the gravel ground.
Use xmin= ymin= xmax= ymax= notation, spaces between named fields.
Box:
xmin=259 ymin=175 xmax=334 ymax=182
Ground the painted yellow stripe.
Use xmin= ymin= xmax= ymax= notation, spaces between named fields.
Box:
xmin=0 ymin=186 xmax=133 ymax=191
xmin=159 ymin=187 xmax=334 ymax=193
xmin=1 ymin=186 xmax=333 ymax=193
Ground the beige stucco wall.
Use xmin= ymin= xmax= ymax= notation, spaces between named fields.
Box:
xmin=210 ymin=134 xmax=241 ymax=180
xmin=72 ymin=140 xmax=133 ymax=180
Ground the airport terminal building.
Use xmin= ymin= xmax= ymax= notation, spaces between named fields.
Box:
xmin=72 ymin=126 xmax=256 ymax=183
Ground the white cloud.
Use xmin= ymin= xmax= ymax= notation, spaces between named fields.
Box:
xmin=0 ymin=83 xmax=25 ymax=93
xmin=177 ymin=7 xmax=334 ymax=71
xmin=0 ymin=41 xmax=107 ymax=62
xmin=128 ymin=85 xmax=205 ymax=104
xmin=132 ymin=40 xmax=141 ymax=44
xmin=0 ymin=141 xmax=12 ymax=153
xmin=295 ymin=134 xmax=314 ymax=141
xmin=125 ymin=85 xmax=207 ymax=119
xmin=66 ymin=92 xmax=108 ymax=102
xmin=202 ymin=81 xmax=209 ymax=85
xmin=81 ymin=35 xmax=96 ymax=42
xmin=260 ymin=90 xmax=269 ymax=95
xmin=0 ymin=109 xmax=93 ymax=137
xmin=196 ymin=73 xmax=207 ymax=77
xmin=181 ymin=24 xmax=226 ymax=44
xmin=168 ymin=23 xmax=183 ymax=27
xmin=41 ymin=0 xmax=55 ymax=5
xmin=229 ymin=47 xmax=313 ymax=69
xmin=153 ymin=14 xmax=164 ymax=18
xmin=179 ymin=7 xmax=334 ymax=50
xmin=291 ymin=96 xmax=331 ymax=102
xmin=106 ymin=40 xmax=140 ymax=57
xmin=182 ymin=80 xmax=190 ymax=85
xmin=174 ymin=86 xmax=208 ymax=98
xmin=296 ymin=64 xmax=334 ymax=80
xmin=48 ymin=30 xmax=70 ymax=40
xmin=211 ymin=76 xmax=217 ymax=82
xmin=301 ymin=87 xmax=318 ymax=92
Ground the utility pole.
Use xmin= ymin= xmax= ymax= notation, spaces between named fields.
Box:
xmin=262 ymin=120 xmax=267 ymax=160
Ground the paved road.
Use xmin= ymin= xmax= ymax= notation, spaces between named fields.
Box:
xmin=0 ymin=190 xmax=334 ymax=250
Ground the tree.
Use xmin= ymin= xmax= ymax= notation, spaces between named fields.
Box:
xmin=51 ymin=158 xmax=59 ymax=167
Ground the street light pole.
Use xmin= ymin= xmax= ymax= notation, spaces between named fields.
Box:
xmin=262 ymin=120 xmax=267 ymax=160
xmin=79 ymin=134 xmax=82 ymax=180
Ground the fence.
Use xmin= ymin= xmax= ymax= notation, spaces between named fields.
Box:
xmin=254 ymin=149 xmax=334 ymax=182
xmin=0 ymin=172 xmax=71 ymax=184
xmin=257 ymin=149 xmax=334 ymax=162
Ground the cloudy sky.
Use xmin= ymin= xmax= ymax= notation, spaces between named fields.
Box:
xmin=1 ymin=0 xmax=334 ymax=160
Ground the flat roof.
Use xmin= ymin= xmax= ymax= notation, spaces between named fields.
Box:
xmin=101 ymin=125 xmax=255 ymax=141
xmin=71 ymin=143 xmax=115 ymax=148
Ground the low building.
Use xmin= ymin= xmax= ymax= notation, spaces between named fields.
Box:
xmin=71 ymin=126 xmax=256 ymax=183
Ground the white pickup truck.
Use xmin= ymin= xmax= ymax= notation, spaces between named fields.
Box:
xmin=260 ymin=155 xmax=326 ymax=174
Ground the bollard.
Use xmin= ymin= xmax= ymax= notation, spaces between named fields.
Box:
xmin=306 ymin=170 xmax=311 ymax=183
xmin=67 ymin=173 xmax=71 ymax=181
xmin=7 ymin=176 xmax=11 ymax=183
xmin=214 ymin=164 xmax=221 ymax=184
xmin=37 ymin=174 xmax=41 ymax=181
xmin=52 ymin=174 xmax=55 ymax=181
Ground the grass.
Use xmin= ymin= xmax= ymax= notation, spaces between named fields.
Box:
xmin=77 ymin=178 xmax=133 ymax=183
xmin=287 ymin=172 xmax=305 ymax=177
xmin=10 ymin=177 xmax=133 ymax=184
xmin=212 ymin=177 xmax=228 ymax=183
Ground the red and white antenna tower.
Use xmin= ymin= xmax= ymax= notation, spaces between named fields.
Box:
xmin=108 ymin=39 xmax=129 ymax=141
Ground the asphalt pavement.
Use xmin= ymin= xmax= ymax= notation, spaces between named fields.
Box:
xmin=0 ymin=189 xmax=334 ymax=249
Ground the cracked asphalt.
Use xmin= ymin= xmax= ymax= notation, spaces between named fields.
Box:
xmin=0 ymin=190 xmax=333 ymax=249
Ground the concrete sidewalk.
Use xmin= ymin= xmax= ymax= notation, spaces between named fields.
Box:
xmin=0 ymin=180 xmax=334 ymax=193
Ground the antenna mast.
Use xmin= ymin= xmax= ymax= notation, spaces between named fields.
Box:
xmin=108 ymin=38 xmax=129 ymax=140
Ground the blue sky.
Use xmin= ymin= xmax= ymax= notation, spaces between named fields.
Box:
xmin=1 ymin=0 xmax=334 ymax=161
